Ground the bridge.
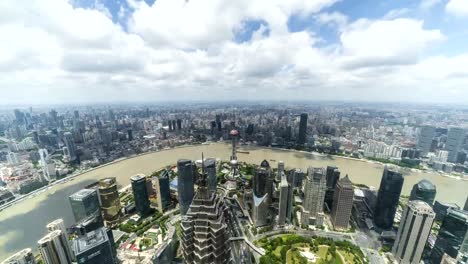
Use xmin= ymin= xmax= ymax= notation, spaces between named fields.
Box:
xmin=229 ymin=236 xmax=265 ymax=256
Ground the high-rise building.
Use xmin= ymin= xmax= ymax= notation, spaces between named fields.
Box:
xmin=72 ymin=227 xmax=116 ymax=264
xmin=330 ymin=175 xmax=354 ymax=230
xmin=46 ymin=219 xmax=73 ymax=261
xmin=1 ymin=248 xmax=36 ymax=264
xmin=276 ymin=161 xmax=285 ymax=182
xmin=430 ymin=209 xmax=468 ymax=264
xmin=302 ymin=167 xmax=326 ymax=226
xmin=464 ymin=196 xmax=468 ymax=212
xmin=204 ymin=158 xmax=217 ymax=193
xmin=130 ymin=174 xmax=151 ymax=217
xmin=409 ymin=179 xmax=436 ymax=206
xmin=374 ymin=167 xmax=404 ymax=229
xmin=325 ymin=166 xmax=340 ymax=210
xmin=69 ymin=189 xmax=104 ymax=231
xmin=176 ymin=119 xmax=182 ymax=130
xmin=155 ymin=169 xmax=172 ymax=212
xmin=278 ymin=174 xmax=290 ymax=226
xmin=252 ymin=193 xmax=269 ymax=227
xmin=38 ymin=230 xmax=73 ymax=264
xmin=254 ymin=160 xmax=273 ymax=200
xmin=63 ymin=132 xmax=77 ymax=161
xmin=446 ymin=127 xmax=466 ymax=163
xmin=286 ymin=170 xmax=295 ymax=224
xmin=180 ymin=159 xmax=231 ymax=263
xmin=7 ymin=152 xmax=20 ymax=165
xmin=98 ymin=178 xmax=121 ymax=226
xmin=298 ymin=113 xmax=308 ymax=144
xmin=392 ymin=200 xmax=435 ymax=264
xmin=417 ymin=126 xmax=436 ymax=155
xmin=177 ymin=159 xmax=195 ymax=215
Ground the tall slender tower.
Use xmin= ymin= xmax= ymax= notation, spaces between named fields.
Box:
xmin=302 ymin=167 xmax=326 ymax=226
xmin=2 ymin=248 xmax=36 ymax=264
xmin=330 ymin=175 xmax=354 ymax=230
xmin=98 ymin=178 xmax=121 ymax=226
xmin=392 ymin=200 xmax=435 ymax=264
xmin=374 ymin=167 xmax=404 ymax=229
xmin=298 ymin=113 xmax=308 ymax=144
xmin=278 ymin=174 xmax=290 ymax=226
xmin=180 ymin=154 xmax=231 ymax=263
xmin=38 ymin=230 xmax=73 ymax=264
xmin=177 ymin=159 xmax=195 ymax=215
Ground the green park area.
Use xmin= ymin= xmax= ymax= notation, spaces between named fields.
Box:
xmin=119 ymin=211 xmax=169 ymax=236
xmin=256 ymin=234 xmax=367 ymax=264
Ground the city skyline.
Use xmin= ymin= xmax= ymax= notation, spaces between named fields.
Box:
xmin=2 ymin=0 xmax=468 ymax=104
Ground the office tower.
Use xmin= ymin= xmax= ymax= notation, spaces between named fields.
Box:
xmin=69 ymin=189 xmax=104 ymax=231
xmin=330 ymin=175 xmax=354 ymax=230
xmin=72 ymin=227 xmax=116 ymax=264
xmin=286 ymin=170 xmax=295 ymax=224
xmin=464 ymin=196 xmax=468 ymax=211
xmin=38 ymin=230 xmax=73 ymax=264
xmin=204 ymin=158 xmax=217 ymax=193
xmin=177 ymin=119 xmax=182 ymax=130
xmin=1 ymin=248 xmax=36 ymax=264
xmin=298 ymin=113 xmax=308 ymax=144
xmin=127 ymin=129 xmax=133 ymax=141
xmin=302 ymin=167 xmax=326 ymax=226
xmin=130 ymin=174 xmax=151 ymax=217
xmin=417 ymin=126 xmax=436 ymax=155
xmin=374 ymin=167 xmax=404 ymax=229
xmin=409 ymin=179 xmax=436 ymax=206
xmin=172 ymin=120 xmax=176 ymax=131
xmin=278 ymin=175 xmax=290 ymax=226
xmin=430 ymin=209 xmax=468 ymax=264
xmin=434 ymin=201 xmax=460 ymax=222
xmin=98 ymin=178 xmax=121 ymax=226
xmin=392 ymin=200 xmax=435 ymax=264
xmin=46 ymin=219 xmax=73 ymax=262
xmin=325 ymin=166 xmax=340 ymax=210
xmin=446 ymin=127 xmax=466 ymax=163
xmin=180 ymin=158 xmax=231 ymax=263
xmin=63 ymin=132 xmax=77 ymax=161
xmin=291 ymin=168 xmax=304 ymax=188
xmin=252 ymin=193 xmax=269 ymax=227
xmin=155 ymin=169 xmax=172 ymax=212
xmin=254 ymin=160 xmax=272 ymax=199
xmin=177 ymin=159 xmax=195 ymax=215
xmin=276 ymin=161 xmax=285 ymax=182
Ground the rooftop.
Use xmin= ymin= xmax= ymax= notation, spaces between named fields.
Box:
xmin=73 ymin=227 xmax=108 ymax=254
xmin=69 ymin=189 xmax=96 ymax=200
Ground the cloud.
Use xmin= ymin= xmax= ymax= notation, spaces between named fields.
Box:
xmin=0 ymin=0 xmax=468 ymax=104
xmin=446 ymin=0 xmax=468 ymax=17
xmin=419 ymin=0 xmax=443 ymax=10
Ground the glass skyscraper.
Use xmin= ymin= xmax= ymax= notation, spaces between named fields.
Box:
xmin=298 ymin=113 xmax=308 ymax=144
xmin=177 ymin=159 xmax=194 ymax=215
xmin=409 ymin=179 xmax=437 ymax=206
xmin=417 ymin=126 xmax=436 ymax=156
xmin=69 ymin=189 xmax=103 ymax=231
xmin=374 ymin=167 xmax=404 ymax=229
xmin=430 ymin=209 xmax=468 ymax=264
xmin=446 ymin=127 xmax=465 ymax=163
xmin=130 ymin=174 xmax=151 ymax=217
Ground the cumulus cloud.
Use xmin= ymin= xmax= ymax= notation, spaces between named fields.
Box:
xmin=446 ymin=0 xmax=468 ymax=17
xmin=0 ymin=0 xmax=467 ymax=104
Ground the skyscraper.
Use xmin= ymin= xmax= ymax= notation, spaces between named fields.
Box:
xmin=430 ymin=209 xmax=468 ymax=264
xmin=409 ymin=179 xmax=436 ymax=206
xmin=98 ymin=178 xmax=121 ymax=226
xmin=278 ymin=174 xmax=290 ymax=226
xmin=302 ymin=167 xmax=326 ymax=226
xmin=417 ymin=126 xmax=436 ymax=155
xmin=130 ymin=174 xmax=151 ymax=217
xmin=392 ymin=200 xmax=435 ymax=264
xmin=72 ymin=227 xmax=116 ymax=264
xmin=252 ymin=193 xmax=269 ymax=227
xmin=38 ymin=230 xmax=73 ymax=264
xmin=155 ymin=169 xmax=172 ymax=212
xmin=69 ymin=189 xmax=104 ymax=231
xmin=286 ymin=170 xmax=295 ymax=224
xmin=446 ymin=127 xmax=466 ymax=163
xmin=325 ymin=166 xmax=340 ymax=210
xmin=330 ymin=175 xmax=354 ymax=230
xmin=276 ymin=161 xmax=285 ymax=182
xmin=180 ymin=157 xmax=231 ymax=263
xmin=254 ymin=160 xmax=272 ymax=199
xmin=374 ymin=167 xmax=404 ymax=229
xmin=1 ymin=248 xmax=36 ymax=264
xmin=63 ymin=132 xmax=77 ymax=161
xmin=298 ymin=113 xmax=308 ymax=145
xmin=204 ymin=158 xmax=217 ymax=193
xmin=46 ymin=219 xmax=73 ymax=261
xmin=177 ymin=159 xmax=195 ymax=215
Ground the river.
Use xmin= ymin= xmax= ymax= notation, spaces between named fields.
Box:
xmin=0 ymin=143 xmax=467 ymax=260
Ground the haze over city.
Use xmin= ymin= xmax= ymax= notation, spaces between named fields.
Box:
xmin=1 ymin=0 xmax=468 ymax=104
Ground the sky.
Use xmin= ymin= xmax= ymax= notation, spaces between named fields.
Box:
xmin=1 ymin=0 xmax=468 ymax=104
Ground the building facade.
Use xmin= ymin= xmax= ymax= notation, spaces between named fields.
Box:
xmin=392 ymin=200 xmax=435 ymax=264
xmin=1 ymin=248 xmax=36 ymax=264
xmin=430 ymin=209 xmax=468 ymax=264
xmin=155 ymin=169 xmax=172 ymax=212
xmin=374 ymin=167 xmax=404 ymax=229
xmin=38 ymin=230 xmax=73 ymax=264
xmin=177 ymin=159 xmax=195 ymax=215
xmin=298 ymin=113 xmax=308 ymax=144
xmin=325 ymin=166 xmax=340 ymax=210
xmin=417 ymin=126 xmax=436 ymax=156
xmin=98 ymin=178 xmax=121 ymax=226
xmin=302 ymin=167 xmax=326 ymax=226
xmin=69 ymin=189 xmax=104 ymax=231
xmin=330 ymin=175 xmax=354 ymax=230
xmin=446 ymin=127 xmax=465 ymax=163
xmin=130 ymin=174 xmax=151 ymax=217
xmin=72 ymin=227 xmax=116 ymax=264
xmin=409 ymin=179 xmax=436 ymax=206
xmin=278 ymin=175 xmax=290 ymax=226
